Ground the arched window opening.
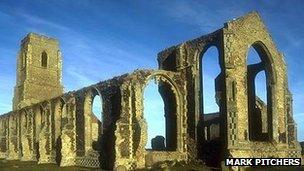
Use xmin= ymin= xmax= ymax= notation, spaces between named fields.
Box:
xmin=247 ymin=45 xmax=272 ymax=141
xmin=255 ymin=71 xmax=267 ymax=105
xmin=201 ymin=46 xmax=221 ymax=115
xmin=54 ymin=99 xmax=65 ymax=165
xmin=247 ymin=47 xmax=262 ymax=65
xmin=255 ymin=71 xmax=268 ymax=133
xmin=34 ymin=106 xmax=43 ymax=160
xmin=200 ymin=46 xmax=222 ymax=142
xmin=92 ymin=94 xmax=103 ymax=122
xmin=41 ymin=51 xmax=48 ymax=68
xmin=91 ymin=92 xmax=103 ymax=152
xmin=144 ymin=80 xmax=165 ymax=150
xmin=21 ymin=52 xmax=27 ymax=69
xmin=144 ymin=79 xmax=177 ymax=151
xmin=20 ymin=111 xmax=27 ymax=157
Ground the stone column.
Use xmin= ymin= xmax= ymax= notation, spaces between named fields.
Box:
xmin=20 ymin=109 xmax=37 ymax=161
xmin=82 ymin=90 xmax=100 ymax=167
xmin=38 ymin=103 xmax=56 ymax=164
xmin=60 ymin=92 xmax=100 ymax=168
xmin=60 ymin=95 xmax=79 ymax=167
xmin=114 ymin=83 xmax=134 ymax=170
xmin=7 ymin=114 xmax=20 ymax=160
xmin=0 ymin=117 xmax=8 ymax=158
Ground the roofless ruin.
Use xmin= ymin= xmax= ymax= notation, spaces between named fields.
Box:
xmin=0 ymin=12 xmax=301 ymax=170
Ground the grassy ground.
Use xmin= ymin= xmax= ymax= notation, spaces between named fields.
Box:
xmin=0 ymin=159 xmax=215 ymax=171
xmin=0 ymin=159 xmax=101 ymax=171
xmin=0 ymin=159 xmax=303 ymax=171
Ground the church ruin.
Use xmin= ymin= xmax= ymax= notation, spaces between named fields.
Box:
xmin=0 ymin=12 xmax=301 ymax=170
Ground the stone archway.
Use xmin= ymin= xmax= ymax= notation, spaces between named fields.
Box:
xmin=246 ymin=41 xmax=275 ymax=142
xmin=82 ymin=87 xmax=102 ymax=168
xmin=116 ymin=71 xmax=188 ymax=169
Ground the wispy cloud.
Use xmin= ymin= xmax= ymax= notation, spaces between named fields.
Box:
xmin=154 ymin=0 xmax=245 ymax=32
xmin=0 ymin=10 xmax=11 ymax=21
xmin=17 ymin=12 xmax=70 ymax=31
xmin=58 ymin=29 xmax=156 ymax=91
xmin=65 ymin=66 xmax=95 ymax=89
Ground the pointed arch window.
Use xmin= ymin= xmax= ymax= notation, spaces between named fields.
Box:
xmin=41 ymin=51 xmax=48 ymax=68
xmin=20 ymin=51 xmax=27 ymax=69
xmin=200 ymin=46 xmax=221 ymax=115
xmin=247 ymin=42 xmax=273 ymax=142
xmin=143 ymin=78 xmax=177 ymax=151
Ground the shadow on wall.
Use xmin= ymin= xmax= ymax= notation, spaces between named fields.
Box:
xmin=55 ymin=136 xmax=62 ymax=165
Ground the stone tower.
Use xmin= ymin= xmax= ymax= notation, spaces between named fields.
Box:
xmin=12 ymin=33 xmax=63 ymax=110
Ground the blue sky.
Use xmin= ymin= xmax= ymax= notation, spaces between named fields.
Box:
xmin=0 ymin=0 xmax=303 ymax=142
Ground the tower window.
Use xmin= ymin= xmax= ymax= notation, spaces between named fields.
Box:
xmin=41 ymin=51 xmax=48 ymax=68
xmin=21 ymin=52 xmax=27 ymax=69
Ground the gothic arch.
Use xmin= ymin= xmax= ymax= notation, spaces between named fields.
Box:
xmin=34 ymin=104 xmax=43 ymax=141
xmin=19 ymin=109 xmax=27 ymax=158
xmin=52 ymin=97 xmax=66 ymax=138
xmin=246 ymin=41 xmax=276 ymax=141
xmin=40 ymin=102 xmax=51 ymax=128
xmin=246 ymin=41 xmax=276 ymax=84
xmin=199 ymin=41 xmax=225 ymax=70
xmin=199 ymin=45 xmax=223 ymax=115
xmin=8 ymin=112 xmax=19 ymax=160
xmin=141 ymin=72 xmax=183 ymax=152
xmin=143 ymin=72 xmax=182 ymax=104
xmin=33 ymin=103 xmax=45 ymax=161
xmin=20 ymin=109 xmax=28 ymax=134
xmin=52 ymin=97 xmax=66 ymax=164
xmin=41 ymin=51 xmax=48 ymax=68
xmin=83 ymin=86 xmax=103 ymax=153
xmin=0 ymin=117 xmax=8 ymax=158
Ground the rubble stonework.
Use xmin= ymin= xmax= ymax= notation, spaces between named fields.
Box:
xmin=12 ymin=33 xmax=63 ymax=110
xmin=0 ymin=11 xmax=301 ymax=170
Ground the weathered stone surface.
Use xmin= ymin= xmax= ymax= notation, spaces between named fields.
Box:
xmin=12 ymin=33 xmax=63 ymax=110
xmin=158 ymin=11 xmax=301 ymax=167
xmin=0 ymin=11 xmax=301 ymax=170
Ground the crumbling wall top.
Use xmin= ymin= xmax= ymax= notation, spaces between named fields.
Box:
xmin=21 ymin=32 xmax=59 ymax=45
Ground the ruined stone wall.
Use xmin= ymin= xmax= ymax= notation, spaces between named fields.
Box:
xmin=158 ymin=25 xmax=225 ymax=162
xmin=115 ymin=70 xmax=188 ymax=169
xmin=0 ymin=11 xmax=302 ymax=170
xmin=158 ymin=11 xmax=301 ymax=163
xmin=1 ymin=74 xmax=127 ymax=168
xmin=222 ymin=12 xmax=301 ymax=158
xmin=0 ymin=69 xmax=189 ymax=170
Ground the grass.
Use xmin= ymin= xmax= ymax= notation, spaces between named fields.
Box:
xmin=1 ymin=159 xmax=303 ymax=171
xmin=0 ymin=159 xmax=101 ymax=171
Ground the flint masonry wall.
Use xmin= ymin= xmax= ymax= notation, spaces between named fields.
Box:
xmin=1 ymin=74 xmax=129 ymax=168
xmin=157 ymin=11 xmax=301 ymax=163
xmin=0 ymin=69 xmax=188 ymax=170
xmin=13 ymin=33 xmax=63 ymax=110
xmin=0 ymin=11 xmax=302 ymax=170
